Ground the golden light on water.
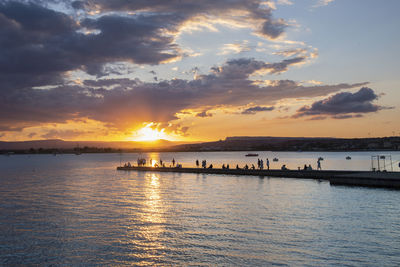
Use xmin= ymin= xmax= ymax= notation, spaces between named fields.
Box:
xmin=126 ymin=173 xmax=166 ymax=261
xmin=142 ymin=173 xmax=165 ymax=237
xmin=151 ymin=160 xmax=158 ymax=167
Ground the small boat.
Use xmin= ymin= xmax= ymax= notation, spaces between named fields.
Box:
xmin=346 ymin=156 xmax=351 ymax=160
xmin=273 ymin=158 xmax=279 ymax=162
xmin=245 ymin=153 xmax=259 ymax=157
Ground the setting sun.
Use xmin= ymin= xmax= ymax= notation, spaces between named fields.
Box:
xmin=130 ymin=123 xmax=173 ymax=142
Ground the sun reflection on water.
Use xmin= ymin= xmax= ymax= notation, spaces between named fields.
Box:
xmin=129 ymin=173 xmax=166 ymax=263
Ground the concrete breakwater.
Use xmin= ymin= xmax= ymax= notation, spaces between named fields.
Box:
xmin=117 ymin=166 xmax=400 ymax=189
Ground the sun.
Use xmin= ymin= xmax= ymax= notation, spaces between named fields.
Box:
xmin=130 ymin=123 xmax=172 ymax=141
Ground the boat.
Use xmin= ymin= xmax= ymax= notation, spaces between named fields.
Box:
xmin=74 ymin=143 xmax=82 ymax=155
xmin=245 ymin=153 xmax=259 ymax=157
xmin=273 ymin=158 xmax=279 ymax=162
xmin=346 ymin=156 xmax=351 ymax=160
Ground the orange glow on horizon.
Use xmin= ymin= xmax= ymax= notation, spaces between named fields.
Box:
xmin=129 ymin=123 xmax=175 ymax=142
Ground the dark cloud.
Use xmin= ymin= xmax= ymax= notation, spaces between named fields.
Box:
xmin=212 ymin=57 xmax=306 ymax=79
xmin=0 ymin=57 xmax=367 ymax=131
xmin=332 ymin=114 xmax=363 ymax=120
xmin=261 ymin=18 xmax=287 ymax=39
xmin=0 ymin=1 xmax=78 ymax=89
xmin=0 ymin=0 xmax=290 ymax=90
xmin=74 ymin=0 xmax=287 ymax=39
xmin=294 ymin=87 xmax=392 ymax=119
xmin=28 ymin=132 xmax=37 ymax=138
xmin=0 ymin=0 xmax=294 ymax=102
xmin=0 ymin=1 xmax=180 ymax=89
xmin=71 ymin=0 xmax=85 ymax=9
xmin=196 ymin=111 xmax=213 ymax=118
xmin=41 ymin=129 xmax=94 ymax=139
xmin=242 ymin=106 xmax=274 ymax=115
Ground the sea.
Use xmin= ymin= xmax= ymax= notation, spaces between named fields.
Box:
xmin=1 ymin=151 xmax=400 ymax=266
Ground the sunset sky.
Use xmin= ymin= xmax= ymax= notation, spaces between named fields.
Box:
xmin=1 ymin=0 xmax=399 ymax=142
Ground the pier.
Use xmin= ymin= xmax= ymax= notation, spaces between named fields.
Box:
xmin=117 ymin=166 xmax=400 ymax=189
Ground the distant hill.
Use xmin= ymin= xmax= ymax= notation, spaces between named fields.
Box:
xmin=0 ymin=139 xmax=186 ymax=150
xmin=170 ymin=136 xmax=400 ymax=151
xmin=1 ymin=136 xmax=399 ymax=152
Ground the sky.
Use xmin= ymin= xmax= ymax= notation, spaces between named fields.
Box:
xmin=0 ymin=0 xmax=399 ymax=142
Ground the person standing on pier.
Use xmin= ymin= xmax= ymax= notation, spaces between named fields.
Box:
xmin=317 ymin=159 xmax=322 ymax=170
xmin=260 ymin=159 xmax=264 ymax=170
xmin=172 ymin=158 xmax=175 ymax=167
xmin=196 ymin=159 xmax=199 ymax=168
xmin=266 ymin=158 xmax=270 ymax=170
xmin=202 ymin=160 xmax=207 ymax=168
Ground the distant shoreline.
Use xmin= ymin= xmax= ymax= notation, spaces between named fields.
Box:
xmin=1 ymin=136 xmax=399 ymax=154
xmin=2 ymin=148 xmax=400 ymax=155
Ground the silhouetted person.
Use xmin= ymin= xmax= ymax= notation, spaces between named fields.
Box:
xmin=208 ymin=164 xmax=213 ymax=169
xmin=281 ymin=164 xmax=288 ymax=170
xmin=251 ymin=164 xmax=255 ymax=170
xmin=226 ymin=164 xmax=230 ymax=169
xmin=266 ymin=158 xmax=270 ymax=170
xmin=172 ymin=158 xmax=175 ymax=166
xmin=260 ymin=159 xmax=264 ymax=170
xmin=236 ymin=164 xmax=240 ymax=169
xmin=245 ymin=164 xmax=249 ymax=170
xmin=196 ymin=159 xmax=199 ymax=168
xmin=222 ymin=164 xmax=225 ymax=169
xmin=317 ymin=159 xmax=321 ymax=170
xmin=304 ymin=164 xmax=308 ymax=170
xmin=202 ymin=160 xmax=207 ymax=168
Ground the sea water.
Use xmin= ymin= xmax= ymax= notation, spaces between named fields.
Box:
xmin=1 ymin=152 xmax=400 ymax=265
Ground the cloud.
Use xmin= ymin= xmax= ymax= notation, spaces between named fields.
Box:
xmin=74 ymin=0 xmax=288 ymax=40
xmin=0 ymin=0 xmax=294 ymax=93
xmin=277 ymin=0 xmax=294 ymax=5
xmin=313 ymin=0 xmax=335 ymax=8
xmin=211 ymin=57 xmax=307 ymax=79
xmin=41 ymin=129 xmax=94 ymax=139
xmin=28 ymin=132 xmax=37 ymax=138
xmin=293 ymin=87 xmax=392 ymax=119
xmin=146 ymin=122 xmax=190 ymax=136
xmin=242 ymin=106 xmax=274 ymax=115
xmin=273 ymin=48 xmax=308 ymax=57
xmin=0 ymin=1 xmax=181 ymax=90
xmin=196 ymin=110 xmax=213 ymax=118
xmin=0 ymin=57 xmax=368 ymax=131
xmin=218 ymin=41 xmax=251 ymax=55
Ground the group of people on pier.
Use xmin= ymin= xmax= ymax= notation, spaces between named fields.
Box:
xmin=256 ymin=158 xmax=270 ymax=170
xmin=124 ymin=156 xmax=322 ymax=171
